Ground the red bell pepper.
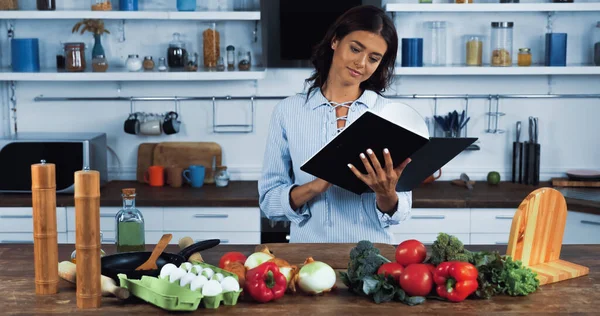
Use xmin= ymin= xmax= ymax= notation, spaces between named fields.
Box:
xmin=244 ymin=262 xmax=287 ymax=303
xmin=433 ymin=261 xmax=478 ymax=302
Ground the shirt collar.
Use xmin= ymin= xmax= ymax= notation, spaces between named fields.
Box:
xmin=306 ymin=87 xmax=378 ymax=110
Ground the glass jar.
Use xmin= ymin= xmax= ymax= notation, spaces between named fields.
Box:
xmin=64 ymin=42 xmax=86 ymax=72
xmin=238 ymin=49 xmax=251 ymax=70
xmin=71 ymin=232 xmax=107 ymax=263
xmin=465 ymin=35 xmax=483 ymax=66
xmin=215 ymin=167 xmax=230 ymax=187
xmin=115 ymin=188 xmax=145 ymax=253
xmin=92 ymin=54 xmax=109 ymax=72
xmin=226 ymin=45 xmax=235 ymax=70
xmin=168 ymin=32 xmax=188 ymax=69
xmin=177 ymin=0 xmax=197 ymax=11
xmin=491 ymin=22 xmax=513 ymax=67
xmin=143 ymin=56 xmax=155 ymax=71
xmin=518 ymin=48 xmax=531 ymax=66
xmin=91 ymin=0 xmax=112 ymax=11
xmin=424 ymin=21 xmax=447 ymax=66
xmin=37 ymin=0 xmax=55 ymax=10
xmin=126 ymin=54 xmax=142 ymax=72
xmin=56 ymin=44 xmax=65 ymax=70
xmin=217 ymin=56 xmax=225 ymax=71
xmin=185 ymin=52 xmax=199 ymax=71
xmin=593 ymin=21 xmax=600 ymax=66
xmin=203 ymin=23 xmax=221 ymax=68
xmin=158 ymin=57 xmax=168 ymax=72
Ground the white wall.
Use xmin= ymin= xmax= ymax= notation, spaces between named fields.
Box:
xmin=1 ymin=0 xmax=599 ymax=183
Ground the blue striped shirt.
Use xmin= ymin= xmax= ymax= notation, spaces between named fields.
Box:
xmin=258 ymin=88 xmax=412 ymax=244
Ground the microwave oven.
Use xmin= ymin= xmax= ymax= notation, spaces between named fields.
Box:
xmin=260 ymin=0 xmax=380 ymax=68
xmin=0 ymin=132 xmax=108 ymax=193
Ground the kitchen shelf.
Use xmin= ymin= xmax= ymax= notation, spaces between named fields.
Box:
xmin=0 ymin=10 xmax=261 ymax=20
xmin=385 ymin=3 xmax=600 ymax=13
xmin=0 ymin=67 xmax=267 ymax=81
xmin=394 ymin=65 xmax=600 ymax=76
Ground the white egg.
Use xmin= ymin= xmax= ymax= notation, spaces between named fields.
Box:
xmin=180 ymin=262 xmax=193 ymax=272
xmin=212 ymin=272 xmax=224 ymax=282
xmin=169 ymin=267 xmax=187 ymax=283
xmin=179 ymin=272 xmax=196 ymax=287
xmin=202 ymin=279 xmax=223 ymax=297
xmin=201 ymin=268 xmax=214 ymax=280
xmin=159 ymin=263 xmax=178 ymax=279
xmin=191 ymin=265 xmax=203 ymax=275
xmin=190 ymin=275 xmax=209 ymax=292
xmin=220 ymin=276 xmax=240 ymax=292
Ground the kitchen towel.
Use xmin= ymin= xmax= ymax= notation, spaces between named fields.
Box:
xmin=545 ymin=33 xmax=567 ymax=66
xmin=401 ymin=38 xmax=423 ymax=67
xmin=11 ymin=38 xmax=40 ymax=72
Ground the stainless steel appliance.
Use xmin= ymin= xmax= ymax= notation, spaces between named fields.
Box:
xmin=0 ymin=132 xmax=108 ymax=193
xmin=260 ymin=214 xmax=290 ymax=244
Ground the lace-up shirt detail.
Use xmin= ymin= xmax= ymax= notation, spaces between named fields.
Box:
xmin=258 ymin=88 xmax=413 ymax=244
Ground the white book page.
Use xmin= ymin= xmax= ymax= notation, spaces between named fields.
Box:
xmin=369 ymin=102 xmax=430 ymax=139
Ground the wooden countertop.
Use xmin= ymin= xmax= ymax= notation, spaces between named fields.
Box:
xmin=0 ymin=180 xmax=598 ymax=215
xmin=1 ymin=243 xmax=598 ymax=315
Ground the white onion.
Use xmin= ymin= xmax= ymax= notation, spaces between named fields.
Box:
xmin=297 ymin=258 xmax=336 ymax=295
xmin=244 ymin=252 xmax=274 ymax=270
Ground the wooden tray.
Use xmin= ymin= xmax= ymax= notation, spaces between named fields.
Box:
xmin=152 ymin=142 xmax=222 ymax=184
xmin=551 ymin=178 xmax=600 ymax=188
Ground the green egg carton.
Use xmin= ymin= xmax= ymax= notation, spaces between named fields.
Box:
xmin=188 ymin=261 xmax=243 ymax=308
xmin=118 ymin=273 xmax=203 ymax=312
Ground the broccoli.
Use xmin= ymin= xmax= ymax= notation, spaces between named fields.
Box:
xmin=341 ymin=240 xmax=391 ymax=294
xmin=429 ymin=232 xmax=474 ymax=265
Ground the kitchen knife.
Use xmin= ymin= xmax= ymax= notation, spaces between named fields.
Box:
xmin=526 ymin=117 xmax=536 ymax=185
xmin=533 ymin=117 xmax=540 ymax=185
xmin=460 ymin=173 xmax=473 ymax=190
xmin=512 ymin=121 xmax=523 ymax=183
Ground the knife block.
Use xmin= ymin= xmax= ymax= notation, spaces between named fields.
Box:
xmin=506 ymin=187 xmax=589 ymax=286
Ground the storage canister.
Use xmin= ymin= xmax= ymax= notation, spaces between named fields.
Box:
xmin=545 ymin=33 xmax=567 ymax=67
xmin=465 ymin=35 xmax=483 ymax=66
xmin=12 ymin=38 xmax=40 ymax=72
xmin=592 ymin=21 xmax=600 ymax=66
xmin=490 ymin=22 xmax=513 ymax=67
xmin=120 ymin=0 xmax=138 ymax=11
xmin=424 ymin=21 xmax=447 ymax=66
xmin=401 ymin=38 xmax=423 ymax=67
xmin=64 ymin=42 xmax=86 ymax=72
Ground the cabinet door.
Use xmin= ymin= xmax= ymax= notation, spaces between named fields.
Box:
xmin=469 ymin=233 xmax=510 ymax=245
xmin=389 ymin=208 xmax=470 ymax=234
xmin=470 ymin=208 xmax=516 ymax=233
xmin=0 ymin=207 xmax=67 ymax=233
xmin=0 ymin=232 xmax=68 ymax=244
xmin=163 ymin=207 xmax=260 ymax=232
xmin=563 ymin=211 xmax=600 ymax=244
xmin=66 ymin=207 xmax=163 ymax=232
xmin=393 ymin=233 xmax=470 ymax=245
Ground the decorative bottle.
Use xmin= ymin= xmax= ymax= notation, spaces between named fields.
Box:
xmin=115 ymin=188 xmax=145 ymax=253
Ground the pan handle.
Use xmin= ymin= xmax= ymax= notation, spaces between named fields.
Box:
xmin=178 ymin=239 xmax=221 ymax=260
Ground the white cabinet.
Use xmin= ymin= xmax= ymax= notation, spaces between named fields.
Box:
xmin=563 ymin=211 xmax=600 ymax=244
xmin=163 ymin=207 xmax=261 ymax=233
xmin=65 ymin=207 xmax=163 ymax=233
xmin=389 ymin=208 xmax=470 ymax=234
xmin=0 ymin=207 xmax=67 ymax=233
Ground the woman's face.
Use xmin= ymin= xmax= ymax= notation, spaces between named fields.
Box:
xmin=330 ymin=30 xmax=388 ymax=87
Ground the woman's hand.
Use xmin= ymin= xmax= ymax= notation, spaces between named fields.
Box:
xmin=347 ymin=148 xmax=411 ymax=212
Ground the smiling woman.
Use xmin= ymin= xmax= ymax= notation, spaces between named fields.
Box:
xmin=258 ymin=5 xmax=411 ymax=244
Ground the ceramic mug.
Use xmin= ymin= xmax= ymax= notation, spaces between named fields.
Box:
xmin=124 ymin=113 xmax=141 ymax=135
xmin=144 ymin=165 xmax=164 ymax=187
xmin=183 ymin=165 xmax=205 ymax=188
xmin=165 ymin=166 xmax=184 ymax=188
xmin=162 ymin=111 xmax=181 ymax=135
xmin=140 ymin=114 xmax=162 ymax=135
xmin=422 ymin=169 xmax=442 ymax=184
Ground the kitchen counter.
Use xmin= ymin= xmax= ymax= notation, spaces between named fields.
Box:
xmin=0 ymin=243 xmax=598 ymax=315
xmin=0 ymin=180 xmax=598 ymax=215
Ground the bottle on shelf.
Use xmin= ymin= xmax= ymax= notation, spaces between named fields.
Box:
xmin=115 ymin=188 xmax=145 ymax=253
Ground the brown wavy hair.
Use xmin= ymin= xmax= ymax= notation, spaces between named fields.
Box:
xmin=305 ymin=5 xmax=398 ymax=100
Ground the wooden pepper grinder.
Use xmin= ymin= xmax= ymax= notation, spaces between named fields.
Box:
xmin=31 ymin=160 xmax=59 ymax=295
xmin=74 ymin=167 xmax=102 ymax=309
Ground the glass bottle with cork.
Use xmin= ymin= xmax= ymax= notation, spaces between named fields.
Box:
xmin=115 ymin=188 xmax=145 ymax=253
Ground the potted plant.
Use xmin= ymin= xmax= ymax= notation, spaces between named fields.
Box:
xmin=72 ymin=19 xmax=110 ymax=60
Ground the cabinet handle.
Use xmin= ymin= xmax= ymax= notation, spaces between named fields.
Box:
xmin=581 ymin=220 xmax=600 ymax=226
xmin=1 ymin=240 xmax=33 ymax=244
xmin=495 ymin=215 xmax=513 ymax=220
xmin=0 ymin=215 xmax=32 ymax=219
xmin=193 ymin=214 xmax=229 ymax=219
xmin=495 ymin=242 xmax=508 ymax=245
xmin=196 ymin=239 xmax=229 ymax=244
xmin=100 ymin=214 xmax=115 ymax=218
xmin=411 ymin=215 xmax=445 ymax=220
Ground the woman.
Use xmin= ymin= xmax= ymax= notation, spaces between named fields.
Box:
xmin=258 ymin=5 xmax=412 ymax=243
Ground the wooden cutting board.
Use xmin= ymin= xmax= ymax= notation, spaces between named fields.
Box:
xmin=551 ymin=177 xmax=600 ymax=188
xmin=255 ymin=243 xmax=397 ymax=269
xmin=507 ymin=187 xmax=589 ymax=286
xmin=152 ymin=142 xmax=222 ymax=184
xmin=136 ymin=143 xmax=158 ymax=183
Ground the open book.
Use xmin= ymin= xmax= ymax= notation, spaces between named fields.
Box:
xmin=299 ymin=102 xmax=477 ymax=195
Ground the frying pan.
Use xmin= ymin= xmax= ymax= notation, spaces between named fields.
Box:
xmin=101 ymin=239 xmax=220 ymax=282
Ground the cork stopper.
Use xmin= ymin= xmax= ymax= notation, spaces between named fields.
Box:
xmin=122 ymin=188 xmax=136 ymax=196
xmin=74 ymin=169 xmax=100 ymax=198
xmin=31 ymin=160 xmax=55 ymax=190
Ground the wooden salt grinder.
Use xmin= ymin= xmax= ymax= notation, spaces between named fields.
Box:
xmin=31 ymin=160 xmax=59 ymax=295
xmin=74 ymin=168 xmax=102 ymax=309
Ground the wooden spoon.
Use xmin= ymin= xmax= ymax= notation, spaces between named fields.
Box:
xmin=135 ymin=233 xmax=173 ymax=271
